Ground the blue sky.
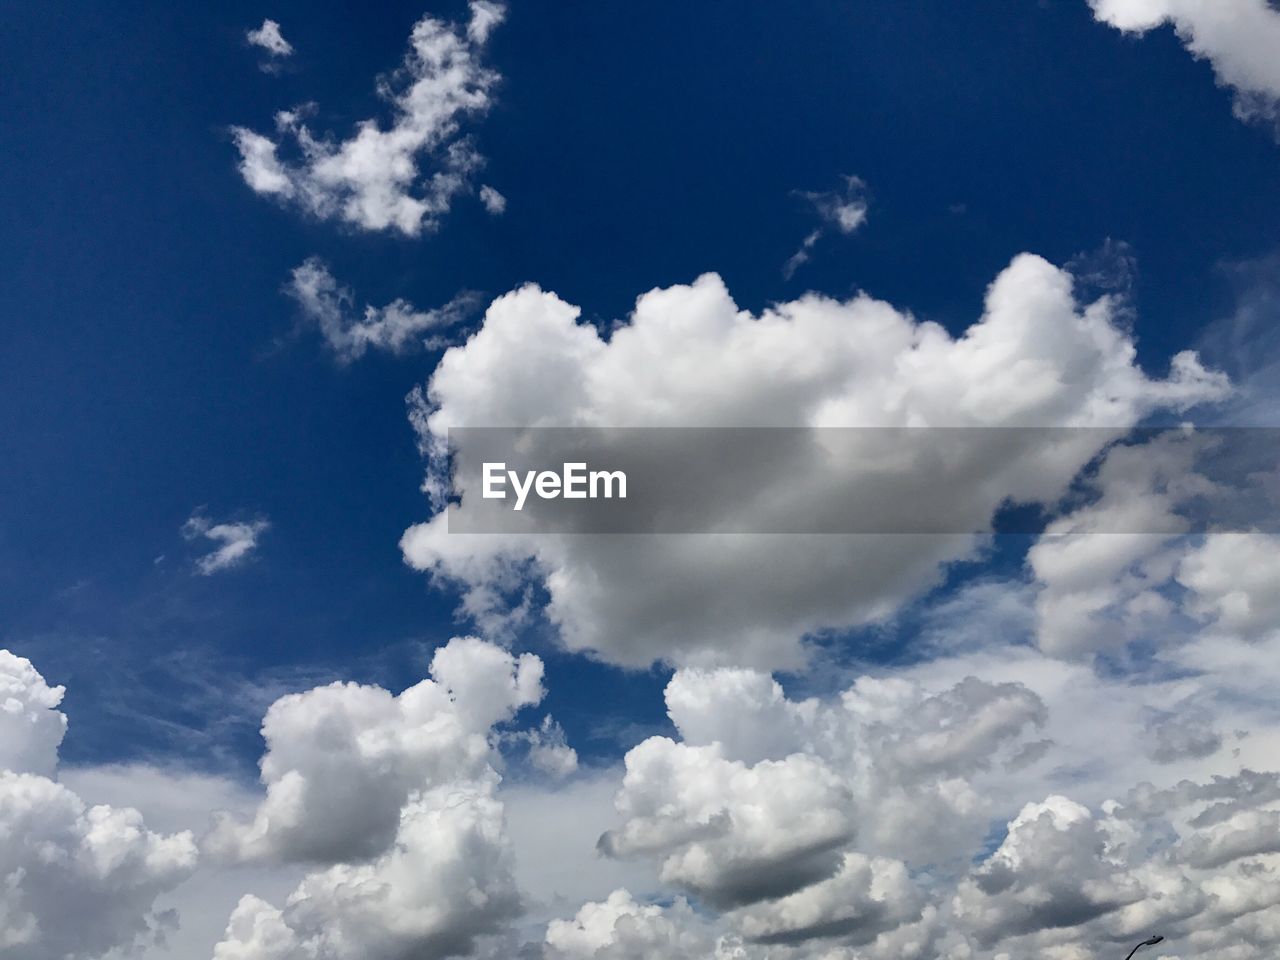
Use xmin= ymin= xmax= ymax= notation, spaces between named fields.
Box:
xmin=4 ymin=2 xmax=1280 ymax=959
xmin=5 ymin=0 xmax=1278 ymax=767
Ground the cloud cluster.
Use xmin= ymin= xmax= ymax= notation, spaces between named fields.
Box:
xmin=232 ymin=2 xmax=504 ymax=235
xmin=0 ymin=651 xmax=198 ymax=960
xmin=183 ymin=510 xmax=270 ymax=574
xmin=401 ymin=254 xmax=1227 ymax=669
xmin=1088 ymin=0 xmax=1280 ymax=124
xmin=286 ymin=258 xmax=475 ymax=362
xmin=545 ymin=650 xmax=1280 ymax=959
xmin=210 ymin=637 xmax=546 ymax=960
xmin=10 ymin=614 xmax=1280 ymax=960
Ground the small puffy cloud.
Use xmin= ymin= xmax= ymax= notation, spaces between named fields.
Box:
xmin=479 ymin=184 xmax=507 ymax=214
xmin=286 ymin=258 xmax=475 ymax=363
xmin=403 ymin=254 xmax=1227 ymax=670
xmin=182 ymin=511 xmax=269 ymax=574
xmin=784 ymin=175 xmax=868 ymax=279
xmin=247 ymin=19 xmax=293 ymax=58
xmin=232 ymin=3 xmax=504 ymax=235
xmin=1088 ymin=0 xmax=1280 ymax=124
xmin=207 ymin=635 xmax=543 ymax=865
xmin=0 ymin=650 xmax=199 ymax=960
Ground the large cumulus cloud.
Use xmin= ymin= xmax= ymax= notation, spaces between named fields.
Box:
xmin=401 ymin=254 xmax=1227 ymax=669
xmin=211 ymin=637 xmax=546 ymax=960
xmin=0 ymin=650 xmax=198 ymax=960
xmin=208 ymin=636 xmax=543 ymax=866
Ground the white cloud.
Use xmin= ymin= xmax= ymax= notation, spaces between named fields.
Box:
xmin=6 ymin=625 xmax=1280 ymax=960
xmin=599 ymin=738 xmax=857 ymax=909
xmin=207 ymin=636 xmax=543 ymax=865
xmin=1088 ymin=0 xmax=1280 ymax=123
xmin=522 ymin=715 xmax=580 ymax=778
xmin=214 ymin=778 xmax=521 ymax=960
xmin=784 ymin=175 xmax=869 ymax=279
xmin=954 ymin=795 xmax=1147 ymax=944
xmin=0 ymin=773 xmax=199 ymax=959
xmin=1178 ymin=532 xmax=1280 ymax=639
xmin=402 ymin=254 xmax=1227 ymax=670
xmin=544 ymin=889 xmax=723 ymax=959
xmin=232 ymin=3 xmax=504 ymax=235
xmin=0 ymin=651 xmax=199 ymax=960
xmin=183 ymin=511 xmax=269 ymax=574
xmin=0 ymin=650 xmax=66 ymax=780
xmin=210 ymin=637 xmax=549 ymax=960
xmin=1022 ymin=423 xmax=1280 ymax=663
xmin=286 ymin=258 xmax=474 ymax=362
xmin=573 ymin=649 xmax=1280 ymax=959
xmin=478 ymin=184 xmax=506 ymax=214
xmin=730 ymin=852 xmax=923 ymax=947
xmin=599 ymin=669 xmax=1048 ymax=926
xmin=1026 ymin=430 xmax=1210 ymax=659
xmin=247 ymin=19 xmax=293 ymax=59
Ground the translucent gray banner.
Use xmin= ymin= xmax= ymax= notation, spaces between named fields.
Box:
xmin=441 ymin=427 xmax=1280 ymax=534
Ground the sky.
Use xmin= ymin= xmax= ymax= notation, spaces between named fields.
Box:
xmin=3 ymin=1 xmax=1280 ymax=958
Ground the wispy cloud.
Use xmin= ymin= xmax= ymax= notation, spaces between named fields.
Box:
xmin=285 ymin=258 xmax=476 ymax=363
xmin=182 ymin=511 xmax=269 ymax=575
xmin=783 ymin=174 xmax=869 ymax=279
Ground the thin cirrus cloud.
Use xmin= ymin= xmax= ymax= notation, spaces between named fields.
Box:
xmin=285 ymin=258 xmax=477 ymax=363
xmin=181 ymin=511 xmax=269 ymax=575
xmin=231 ymin=2 xmax=506 ymax=236
xmin=1088 ymin=0 xmax=1280 ymax=125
